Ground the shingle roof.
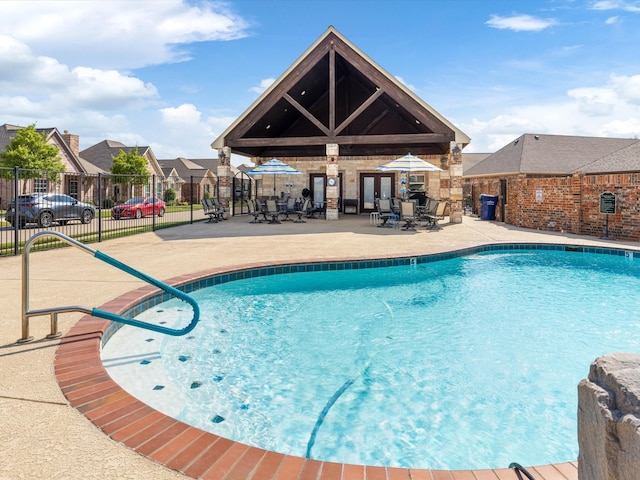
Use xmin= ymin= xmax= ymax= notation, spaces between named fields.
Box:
xmin=577 ymin=141 xmax=640 ymax=174
xmin=157 ymin=158 xmax=211 ymax=178
xmin=80 ymin=140 xmax=151 ymax=173
xmin=464 ymin=133 xmax=639 ymax=177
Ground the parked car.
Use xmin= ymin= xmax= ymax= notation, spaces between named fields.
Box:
xmin=6 ymin=193 xmax=95 ymax=228
xmin=111 ymin=197 xmax=166 ymax=219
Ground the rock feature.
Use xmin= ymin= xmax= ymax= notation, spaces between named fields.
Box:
xmin=578 ymin=352 xmax=640 ymax=480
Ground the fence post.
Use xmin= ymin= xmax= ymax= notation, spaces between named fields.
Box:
xmin=190 ymin=176 xmax=194 ymax=224
xmin=97 ymin=173 xmax=102 ymax=242
xmin=152 ymin=174 xmax=156 ymax=231
xmin=13 ymin=166 xmax=19 ymax=255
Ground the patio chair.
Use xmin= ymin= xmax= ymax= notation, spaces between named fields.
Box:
xmin=280 ymin=197 xmax=297 ymax=221
xmin=293 ymin=198 xmax=309 ymax=223
xmin=424 ymin=201 xmax=448 ymax=230
xmin=212 ymin=198 xmax=228 ymax=220
xmin=305 ymin=199 xmax=322 ymax=219
xmin=202 ymin=198 xmax=224 ymax=223
xmin=376 ymin=198 xmax=395 ymax=227
xmin=247 ymin=198 xmax=263 ymax=223
xmin=265 ymin=199 xmax=281 ymax=224
xmin=400 ymin=201 xmax=417 ymax=231
xmin=390 ymin=197 xmax=401 ymax=215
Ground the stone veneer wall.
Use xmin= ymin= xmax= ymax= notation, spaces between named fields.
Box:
xmin=578 ymin=352 xmax=640 ymax=480
xmin=250 ymin=153 xmax=457 ymax=209
xmin=467 ymin=172 xmax=640 ymax=241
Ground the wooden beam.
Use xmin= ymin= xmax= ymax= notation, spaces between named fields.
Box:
xmin=283 ymin=93 xmax=330 ymax=136
xmin=329 ymin=44 xmax=335 ymax=133
xmin=334 ymin=88 xmax=384 ymax=135
xmin=229 ymin=132 xmax=454 ymax=147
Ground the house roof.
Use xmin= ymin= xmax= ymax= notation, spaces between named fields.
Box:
xmin=212 ymin=26 xmax=469 ymax=159
xmin=464 ymin=133 xmax=639 ymax=177
xmin=577 ymin=140 xmax=640 ymax=174
xmin=80 ymin=140 xmax=164 ymax=176
xmin=462 ymin=153 xmax=491 ymax=175
xmin=1 ymin=123 xmax=92 ymax=174
xmin=157 ymin=158 xmax=212 ymax=179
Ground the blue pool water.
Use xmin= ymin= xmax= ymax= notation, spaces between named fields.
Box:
xmin=102 ymin=248 xmax=640 ymax=470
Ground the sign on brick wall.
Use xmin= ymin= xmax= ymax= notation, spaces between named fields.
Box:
xmin=599 ymin=191 xmax=616 ymax=214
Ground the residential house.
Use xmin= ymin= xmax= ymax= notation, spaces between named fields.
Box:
xmin=157 ymin=157 xmax=218 ymax=203
xmin=0 ymin=124 xmax=96 ymax=207
xmin=80 ymin=140 xmax=165 ymax=204
xmin=464 ymin=133 xmax=640 ymax=241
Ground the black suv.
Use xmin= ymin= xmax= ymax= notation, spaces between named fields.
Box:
xmin=6 ymin=193 xmax=95 ymax=228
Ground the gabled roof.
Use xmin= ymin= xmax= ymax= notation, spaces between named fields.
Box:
xmin=0 ymin=123 xmax=91 ymax=174
xmin=212 ymin=26 xmax=469 ymax=158
xmin=157 ymin=157 xmax=214 ymax=179
xmin=80 ymin=140 xmax=164 ymax=176
xmin=464 ymin=133 xmax=639 ymax=177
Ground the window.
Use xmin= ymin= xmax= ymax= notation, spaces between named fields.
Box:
xmin=34 ymin=178 xmax=47 ymax=193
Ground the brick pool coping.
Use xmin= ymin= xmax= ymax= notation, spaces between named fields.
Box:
xmin=54 ymin=250 xmax=580 ymax=480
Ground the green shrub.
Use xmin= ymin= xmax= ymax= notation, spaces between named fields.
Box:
xmin=102 ymin=198 xmax=115 ymax=209
xmin=164 ymin=188 xmax=177 ymax=205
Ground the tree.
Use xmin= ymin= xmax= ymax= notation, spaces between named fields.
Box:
xmin=0 ymin=124 xmax=65 ymax=192
xmin=110 ymin=147 xmax=150 ymax=197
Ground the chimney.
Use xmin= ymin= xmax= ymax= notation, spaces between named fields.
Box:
xmin=62 ymin=130 xmax=79 ymax=156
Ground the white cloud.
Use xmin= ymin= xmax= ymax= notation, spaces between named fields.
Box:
xmin=599 ymin=118 xmax=640 ymax=137
xmin=157 ymin=104 xmax=238 ymax=160
xmin=486 ymin=14 xmax=558 ymax=32
xmin=605 ymin=15 xmax=620 ymax=23
xmin=250 ymin=78 xmax=276 ymax=95
xmin=463 ymin=73 xmax=640 ymax=152
xmin=0 ymin=35 xmax=158 ymax=111
xmin=0 ymin=0 xmax=250 ymax=70
xmin=567 ymin=87 xmax=617 ymax=116
xmin=591 ymin=1 xmax=640 ymax=13
xmin=610 ymin=74 xmax=640 ymax=104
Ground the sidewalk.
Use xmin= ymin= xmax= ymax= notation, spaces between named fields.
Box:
xmin=0 ymin=215 xmax=635 ymax=479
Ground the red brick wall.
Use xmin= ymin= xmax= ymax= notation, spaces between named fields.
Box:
xmin=468 ymin=173 xmax=640 ymax=241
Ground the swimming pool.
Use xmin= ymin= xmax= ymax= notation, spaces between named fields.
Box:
xmin=101 ymin=245 xmax=640 ymax=470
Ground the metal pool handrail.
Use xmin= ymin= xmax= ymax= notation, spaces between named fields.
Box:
xmin=19 ymin=230 xmax=200 ymax=343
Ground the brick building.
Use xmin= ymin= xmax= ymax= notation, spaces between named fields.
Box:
xmin=464 ymin=133 xmax=640 ymax=241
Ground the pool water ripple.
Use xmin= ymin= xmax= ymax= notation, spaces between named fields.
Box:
xmin=101 ymin=249 xmax=640 ymax=470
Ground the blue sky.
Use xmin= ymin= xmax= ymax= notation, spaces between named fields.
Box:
xmin=1 ymin=0 xmax=640 ymax=165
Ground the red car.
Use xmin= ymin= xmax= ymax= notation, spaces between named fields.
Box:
xmin=111 ymin=197 xmax=166 ymax=219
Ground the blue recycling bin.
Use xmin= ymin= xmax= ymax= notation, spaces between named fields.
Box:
xmin=480 ymin=194 xmax=498 ymax=220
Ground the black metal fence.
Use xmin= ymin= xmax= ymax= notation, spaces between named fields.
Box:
xmin=0 ymin=167 xmax=212 ymax=256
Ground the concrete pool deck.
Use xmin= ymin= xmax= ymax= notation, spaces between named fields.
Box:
xmin=1 ymin=213 xmax=636 ymax=479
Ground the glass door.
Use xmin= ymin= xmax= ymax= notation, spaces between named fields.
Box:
xmin=360 ymin=173 xmax=394 ymax=213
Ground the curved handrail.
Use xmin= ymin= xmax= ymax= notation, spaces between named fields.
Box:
xmin=21 ymin=230 xmax=200 ymax=342
xmin=508 ymin=462 xmax=537 ymax=480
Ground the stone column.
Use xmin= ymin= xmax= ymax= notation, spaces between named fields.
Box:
xmin=216 ymin=146 xmax=232 ymax=210
xmin=447 ymin=143 xmax=463 ymax=223
xmin=578 ymin=352 xmax=640 ymax=480
xmin=325 ymin=144 xmax=339 ymax=220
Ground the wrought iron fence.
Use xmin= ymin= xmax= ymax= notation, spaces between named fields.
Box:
xmin=0 ymin=167 xmax=211 ymax=256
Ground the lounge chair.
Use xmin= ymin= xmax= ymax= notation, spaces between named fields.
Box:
xmin=400 ymin=201 xmax=417 ymax=231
